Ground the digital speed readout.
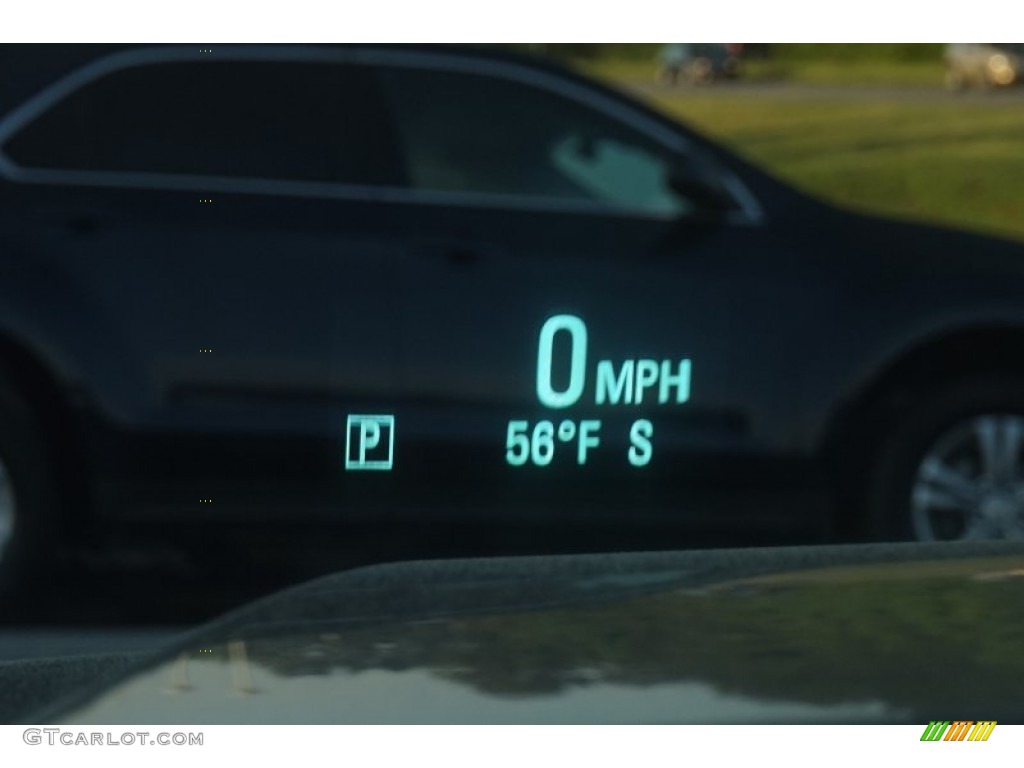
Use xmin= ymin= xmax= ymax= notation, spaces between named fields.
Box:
xmin=506 ymin=315 xmax=692 ymax=468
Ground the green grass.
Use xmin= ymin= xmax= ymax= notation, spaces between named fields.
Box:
xmin=578 ymin=58 xmax=660 ymax=83
xmin=572 ymin=53 xmax=1022 ymax=240
xmin=742 ymin=59 xmax=944 ymax=86
xmin=635 ymin=88 xmax=1024 ymax=242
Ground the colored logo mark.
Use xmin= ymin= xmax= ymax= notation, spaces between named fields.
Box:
xmin=345 ymin=415 xmax=395 ymax=471
xmin=920 ymin=721 xmax=996 ymax=741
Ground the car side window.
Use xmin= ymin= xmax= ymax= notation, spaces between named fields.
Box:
xmin=377 ymin=65 xmax=692 ymax=216
xmin=3 ymin=60 xmax=404 ymax=186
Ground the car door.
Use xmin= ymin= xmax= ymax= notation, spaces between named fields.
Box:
xmin=367 ymin=53 xmax=805 ymax=532
xmin=0 ymin=50 xmax=403 ymax=521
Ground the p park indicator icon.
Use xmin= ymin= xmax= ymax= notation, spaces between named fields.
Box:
xmin=345 ymin=415 xmax=395 ymax=471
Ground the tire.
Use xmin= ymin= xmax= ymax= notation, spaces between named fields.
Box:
xmin=0 ymin=375 xmax=58 ymax=599
xmin=866 ymin=375 xmax=1024 ymax=542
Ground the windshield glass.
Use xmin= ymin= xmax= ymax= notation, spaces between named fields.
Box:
xmin=1 ymin=41 xmax=1024 ymax=731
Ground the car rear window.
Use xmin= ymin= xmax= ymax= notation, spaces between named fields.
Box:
xmin=3 ymin=59 xmax=405 ymax=187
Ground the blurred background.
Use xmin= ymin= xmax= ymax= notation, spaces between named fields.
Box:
xmin=514 ymin=43 xmax=1024 ymax=244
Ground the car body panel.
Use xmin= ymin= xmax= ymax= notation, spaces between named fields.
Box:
xmin=28 ymin=541 xmax=1024 ymax=724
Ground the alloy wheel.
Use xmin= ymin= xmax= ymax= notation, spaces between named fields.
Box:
xmin=912 ymin=415 xmax=1024 ymax=540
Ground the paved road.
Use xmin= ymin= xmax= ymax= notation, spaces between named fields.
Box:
xmin=624 ymin=79 xmax=1024 ymax=104
xmin=0 ymin=521 xmax=816 ymax=666
xmin=0 ymin=628 xmax=181 ymax=661
xmin=0 ymin=561 xmax=245 ymax=662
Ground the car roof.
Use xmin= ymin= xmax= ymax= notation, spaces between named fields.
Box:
xmin=0 ymin=44 xmax=587 ymax=119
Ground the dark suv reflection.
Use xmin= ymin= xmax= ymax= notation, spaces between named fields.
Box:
xmin=1 ymin=44 xmax=1024 ymax=592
